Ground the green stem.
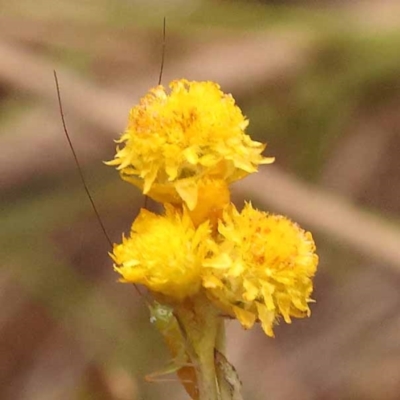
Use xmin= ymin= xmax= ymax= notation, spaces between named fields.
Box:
xmin=174 ymin=293 xmax=220 ymax=400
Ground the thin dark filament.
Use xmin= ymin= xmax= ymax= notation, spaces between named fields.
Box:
xmin=158 ymin=17 xmax=166 ymax=86
xmin=54 ymin=70 xmax=146 ymax=298
xmin=144 ymin=17 xmax=167 ymax=210
xmin=54 ymin=70 xmax=113 ymax=248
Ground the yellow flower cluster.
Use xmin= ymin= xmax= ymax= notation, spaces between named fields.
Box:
xmin=109 ymin=79 xmax=318 ymax=336
xmin=203 ymin=203 xmax=318 ymax=337
xmin=112 ymin=206 xmax=211 ymax=301
xmin=107 ymin=79 xmax=273 ymax=210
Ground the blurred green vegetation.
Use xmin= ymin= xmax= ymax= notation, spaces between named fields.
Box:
xmin=246 ymin=31 xmax=400 ymax=180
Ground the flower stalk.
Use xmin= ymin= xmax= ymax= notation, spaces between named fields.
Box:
xmin=174 ymin=293 xmax=220 ymax=400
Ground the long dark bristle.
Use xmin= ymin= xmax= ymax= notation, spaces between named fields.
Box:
xmin=54 ymin=70 xmax=146 ymax=299
xmin=53 ymin=70 xmax=113 ymax=249
xmin=158 ymin=17 xmax=167 ymax=86
xmin=144 ymin=17 xmax=167 ymax=210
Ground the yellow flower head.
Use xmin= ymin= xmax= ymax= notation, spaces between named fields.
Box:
xmin=111 ymin=205 xmax=211 ymax=301
xmin=202 ymin=203 xmax=318 ymax=337
xmin=107 ymin=79 xmax=273 ymax=209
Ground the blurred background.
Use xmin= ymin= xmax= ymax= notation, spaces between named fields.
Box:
xmin=2 ymin=0 xmax=400 ymax=399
